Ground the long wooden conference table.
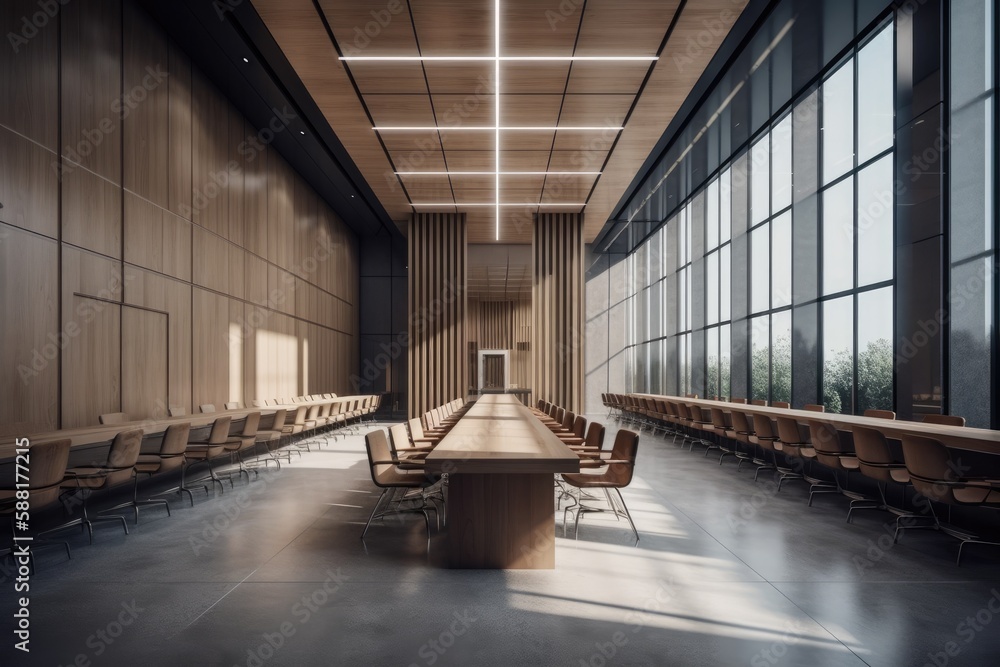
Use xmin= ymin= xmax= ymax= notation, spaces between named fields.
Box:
xmin=634 ymin=393 xmax=1000 ymax=458
xmin=0 ymin=395 xmax=371 ymax=463
xmin=424 ymin=394 xmax=580 ymax=569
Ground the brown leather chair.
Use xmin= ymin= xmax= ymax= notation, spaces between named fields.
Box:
xmin=131 ymin=422 xmax=192 ymax=513
xmin=749 ymin=414 xmax=784 ymax=482
xmin=849 ymin=426 xmax=925 ymax=530
xmin=2 ymin=439 xmax=73 ymax=568
xmin=807 ymin=420 xmax=873 ymax=513
xmin=804 ymin=404 xmax=826 ymax=412
xmin=864 ymin=409 xmax=896 ymax=420
xmin=222 ymin=412 xmax=261 ymax=483
xmin=362 ymin=430 xmax=438 ymax=542
xmin=921 ymin=414 xmax=966 ymax=427
xmin=771 ymin=401 xmax=791 ymax=409
xmin=99 ymin=412 xmax=128 ymax=425
xmin=183 ymin=416 xmax=234 ymax=496
xmin=254 ymin=409 xmax=290 ymax=467
xmin=775 ymin=416 xmax=836 ymax=497
xmin=725 ymin=409 xmax=763 ymax=472
xmin=561 ymin=430 xmax=640 ymax=543
xmin=901 ymin=435 xmax=1000 ymax=564
xmin=389 ymin=422 xmax=433 ymax=460
xmin=58 ymin=429 xmax=144 ymax=543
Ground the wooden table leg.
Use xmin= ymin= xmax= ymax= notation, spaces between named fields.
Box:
xmin=445 ymin=472 xmax=556 ymax=569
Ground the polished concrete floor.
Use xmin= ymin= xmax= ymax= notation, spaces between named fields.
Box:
xmin=4 ymin=416 xmax=1000 ymax=666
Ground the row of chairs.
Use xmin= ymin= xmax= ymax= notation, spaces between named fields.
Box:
xmin=1 ymin=394 xmax=383 ymax=571
xmin=611 ymin=393 xmax=998 ymax=564
xmin=361 ymin=399 xmax=470 ymax=543
xmin=531 ymin=400 xmax=641 ymax=543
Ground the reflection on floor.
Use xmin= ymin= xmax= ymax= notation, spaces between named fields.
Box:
xmin=5 ymin=417 xmax=1000 ymax=666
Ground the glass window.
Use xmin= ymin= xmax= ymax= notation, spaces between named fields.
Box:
xmin=823 ymin=58 xmax=855 ymax=184
xmin=771 ymin=310 xmax=792 ymax=404
xmin=857 ymin=155 xmax=894 ymax=286
xmin=679 ymin=266 xmax=689 ymax=332
xmin=720 ymin=168 xmax=732 ymax=243
xmin=772 ymin=212 xmax=792 ymax=307
xmin=857 ymin=287 xmax=894 ymax=412
xmin=720 ymin=244 xmax=732 ymax=322
xmin=823 ymin=296 xmax=854 ymax=413
xmin=772 ymin=114 xmax=793 ymax=213
xmin=720 ymin=324 xmax=732 ymax=398
xmin=823 ymin=178 xmax=854 ymax=295
xmin=707 ymin=179 xmax=720 ymax=250
xmin=751 ymin=224 xmax=770 ymax=313
xmin=707 ymin=326 xmax=720 ymax=399
xmin=751 ymin=135 xmax=770 ymax=224
xmin=857 ymin=26 xmax=894 ymax=163
xmin=751 ymin=315 xmax=770 ymax=401
xmin=680 ymin=333 xmax=691 ymax=395
xmin=707 ymin=251 xmax=719 ymax=325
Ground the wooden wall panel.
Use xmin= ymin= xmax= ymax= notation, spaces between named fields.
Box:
xmin=533 ymin=213 xmax=584 ymax=413
xmin=0 ymin=125 xmax=58 ymax=238
xmin=192 ymin=69 xmax=229 ymax=237
xmin=61 ymin=0 xmax=122 ymax=183
xmin=0 ymin=0 xmax=59 ymax=150
xmin=468 ymin=297 xmax=531 ymax=390
xmin=1 ymin=0 xmax=359 ymax=430
xmin=121 ymin=306 xmax=168 ymax=418
xmin=62 ymin=165 xmax=121 ymax=257
xmin=0 ymin=225 xmax=59 ymax=430
xmin=408 ymin=212 xmax=467 ymax=418
xmin=124 ymin=266 xmax=191 ymax=415
xmin=61 ymin=247 xmax=124 ymax=428
xmin=167 ymin=42 xmax=192 ymax=218
xmin=123 ymin=0 xmax=169 ymax=208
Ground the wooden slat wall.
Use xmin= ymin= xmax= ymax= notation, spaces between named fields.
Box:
xmin=467 ymin=297 xmax=531 ymax=390
xmin=532 ymin=213 xmax=585 ymax=413
xmin=408 ymin=212 xmax=467 ymax=418
xmin=0 ymin=0 xmax=359 ymax=430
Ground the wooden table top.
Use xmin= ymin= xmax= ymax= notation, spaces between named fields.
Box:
xmin=0 ymin=395 xmax=371 ymax=461
xmin=634 ymin=393 xmax=1000 ymax=455
xmin=424 ymin=394 xmax=581 ymax=475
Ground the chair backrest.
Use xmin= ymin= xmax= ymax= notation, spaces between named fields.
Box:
xmin=225 ymin=401 xmax=241 ymax=410
xmin=852 ymin=426 xmax=899 ymax=483
xmin=751 ymin=414 xmax=776 ymax=439
xmin=584 ymin=422 xmax=606 ymax=449
xmin=561 ymin=411 xmax=575 ymax=431
xmin=750 ymin=399 xmax=767 ymax=406
xmin=408 ymin=418 xmax=428 ymax=441
xmin=206 ymin=416 xmax=234 ymax=444
xmin=807 ymin=420 xmax=850 ymax=470
xmin=729 ymin=397 xmax=748 ymax=404
xmin=804 ymin=404 xmax=825 ymax=412
xmin=365 ymin=429 xmax=401 ymax=487
xmin=199 ymin=404 xmax=217 ymax=414
xmin=389 ymin=423 xmax=411 ymax=451
xmin=104 ymin=429 xmax=145 ymax=486
xmin=776 ymin=416 xmax=806 ymax=444
xmin=22 ymin=439 xmax=72 ymax=508
xmin=242 ymin=412 xmax=261 ymax=437
xmin=169 ymin=406 xmax=187 ymax=417
xmin=729 ymin=409 xmax=752 ymax=434
xmin=159 ymin=423 xmax=192 ymax=456
xmin=921 ymin=414 xmax=966 ymax=427
xmin=269 ymin=409 xmax=287 ymax=431
xmin=710 ymin=408 xmax=728 ymax=430
xmin=901 ymin=435 xmax=958 ymax=503
xmin=570 ymin=415 xmax=586 ymax=438
xmin=604 ymin=429 xmax=640 ymax=486
xmin=99 ymin=412 xmax=128 ymax=425
xmin=864 ymin=409 xmax=895 ymax=420
xmin=771 ymin=401 xmax=791 ymax=409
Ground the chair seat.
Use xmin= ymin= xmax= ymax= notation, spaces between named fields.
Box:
xmin=954 ymin=485 xmax=1000 ymax=505
xmin=562 ymin=472 xmax=621 ymax=488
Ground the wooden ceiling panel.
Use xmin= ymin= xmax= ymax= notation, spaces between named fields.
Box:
xmin=574 ymin=0 xmax=681 ymax=56
xmin=548 ymin=150 xmax=609 ymax=171
xmin=551 ymin=129 xmax=621 ymax=152
xmin=430 ymin=94 xmax=495 ymax=127
xmin=347 ymin=61 xmax=428 ymax=94
xmin=565 ymin=61 xmax=653 ymax=94
xmin=378 ymin=130 xmax=443 ymax=153
xmin=499 ymin=151 xmax=550 ymax=171
xmin=409 ymin=0 xmax=494 ymax=55
xmin=501 ymin=62 xmax=569 ymax=94
xmin=448 ymin=174 xmax=494 ymax=191
xmin=501 ymin=130 xmax=556 ymax=151
xmin=389 ymin=149 xmax=449 ymax=172
xmin=364 ymin=94 xmax=437 ymax=126
xmin=318 ymin=0 xmax=418 ymax=56
xmin=445 ymin=151 xmax=496 ymax=170
xmin=500 ymin=0 xmax=582 ymax=56
xmin=501 ymin=94 xmax=562 ymax=126
xmin=500 ymin=174 xmax=545 ymax=190
xmin=559 ymin=94 xmax=636 ymax=126
xmin=440 ymin=133 xmax=495 ymax=151
xmin=424 ymin=62 xmax=495 ymax=95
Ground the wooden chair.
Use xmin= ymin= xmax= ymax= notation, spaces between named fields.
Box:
xmin=921 ymin=414 xmax=966 ymax=427
xmin=864 ymin=409 xmax=896 ymax=420
xmin=804 ymin=404 xmax=826 ymax=412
